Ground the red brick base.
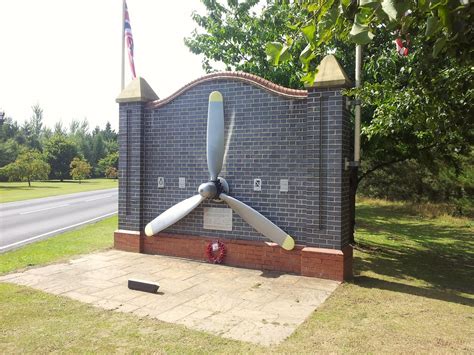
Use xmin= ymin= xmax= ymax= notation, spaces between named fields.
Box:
xmin=114 ymin=230 xmax=353 ymax=282
xmin=114 ymin=230 xmax=142 ymax=253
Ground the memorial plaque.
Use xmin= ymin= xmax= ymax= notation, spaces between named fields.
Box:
xmin=253 ymin=178 xmax=262 ymax=191
xmin=157 ymin=177 xmax=165 ymax=188
xmin=203 ymin=207 xmax=233 ymax=231
xmin=280 ymin=179 xmax=289 ymax=192
xmin=179 ymin=177 xmax=186 ymax=189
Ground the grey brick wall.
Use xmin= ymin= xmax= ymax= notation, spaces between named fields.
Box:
xmin=118 ymin=102 xmax=145 ymax=232
xmin=118 ymin=77 xmax=352 ymax=250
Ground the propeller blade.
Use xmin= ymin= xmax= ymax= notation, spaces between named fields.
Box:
xmin=144 ymin=195 xmax=205 ymax=236
xmin=219 ymin=193 xmax=295 ymax=250
xmin=207 ymin=91 xmax=225 ymax=181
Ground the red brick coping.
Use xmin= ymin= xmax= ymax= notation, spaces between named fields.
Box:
xmin=114 ymin=230 xmax=353 ymax=282
xmin=149 ymin=71 xmax=308 ymax=109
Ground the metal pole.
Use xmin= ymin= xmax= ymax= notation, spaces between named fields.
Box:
xmin=354 ymin=44 xmax=362 ymax=164
xmin=121 ymin=0 xmax=126 ymax=91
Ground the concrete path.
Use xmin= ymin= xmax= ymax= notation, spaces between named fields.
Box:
xmin=0 ymin=188 xmax=117 ymax=252
xmin=0 ymin=250 xmax=339 ymax=345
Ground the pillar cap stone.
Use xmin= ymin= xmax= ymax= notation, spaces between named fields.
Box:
xmin=309 ymin=55 xmax=352 ymax=88
xmin=116 ymin=77 xmax=159 ymax=103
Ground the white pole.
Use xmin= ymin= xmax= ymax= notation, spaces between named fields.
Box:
xmin=121 ymin=0 xmax=125 ymax=91
xmin=354 ymin=44 xmax=362 ymax=164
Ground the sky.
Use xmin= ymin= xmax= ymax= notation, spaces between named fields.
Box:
xmin=0 ymin=0 xmax=211 ymax=131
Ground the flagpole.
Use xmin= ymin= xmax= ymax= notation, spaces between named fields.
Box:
xmin=354 ymin=44 xmax=361 ymax=165
xmin=354 ymin=0 xmax=362 ymax=165
xmin=121 ymin=0 xmax=125 ymax=91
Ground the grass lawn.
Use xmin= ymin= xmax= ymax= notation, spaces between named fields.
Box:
xmin=0 ymin=216 xmax=116 ymax=274
xmin=0 ymin=199 xmax=473 ymax=353
xmin=0 ymin=178 xmax=118 ymax=203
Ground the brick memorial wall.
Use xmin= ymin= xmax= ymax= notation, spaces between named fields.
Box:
xmin=115 ymin=55 xmax=354 ymax=281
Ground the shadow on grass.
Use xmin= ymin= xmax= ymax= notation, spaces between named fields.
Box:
xmin=0 ymin=180 xmax=99 ymax=190
xmin=353 ymin=275 xmax=474 ymax=306
xmin=0 ymin=185 xmax=60 ymax=190
xmin=354 ymin=203 xmax=474 ymax=303
xmin=41 ymin=180 xmax=85 ymax=184
xmin=357 ymin=206 xmax=474 ymax=249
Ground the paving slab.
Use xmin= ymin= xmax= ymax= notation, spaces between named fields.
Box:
xmin=0 ymin=250 xmax=339 ymax=346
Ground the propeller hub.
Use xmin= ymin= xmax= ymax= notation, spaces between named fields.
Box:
xmin=198 ymin=182 xmax=217 ymax=199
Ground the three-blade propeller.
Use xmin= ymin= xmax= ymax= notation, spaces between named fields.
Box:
xmin=144 ymin=91 xmax=295 ymax=251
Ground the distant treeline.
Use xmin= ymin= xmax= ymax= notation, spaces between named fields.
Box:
xmin=358 ymin=158 xmax=473 ymax=217
xmin=0 ymin=104 xmax=118 ymax=182
xmin=1 ymin=104 xmax=472 ymax=216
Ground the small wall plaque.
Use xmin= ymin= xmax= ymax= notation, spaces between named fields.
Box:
xmin=203 ymin=207 xmax=233 ymax=231
xmin=253 ymin=178 xmax=262 ymax=191
xmin=157 ymin=177 xmax=165 ymax=188
xmin=280 ymin=179 xmax=289 ymax=192
xmin=179 ymin=177 xmax=186 ymax=189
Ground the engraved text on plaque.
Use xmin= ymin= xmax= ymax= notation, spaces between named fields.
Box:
xmin=203 ymin=207 xmax=233 ymax=231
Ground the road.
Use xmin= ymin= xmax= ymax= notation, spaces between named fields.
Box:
xmin=0 ymin=188 xmax=118 ymax=253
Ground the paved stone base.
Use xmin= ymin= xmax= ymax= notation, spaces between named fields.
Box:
xmin=0 ymin=250 xmax=339 ymax=346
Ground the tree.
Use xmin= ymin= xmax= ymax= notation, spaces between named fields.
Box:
xmin=43 ymin=134 xmax=78 ymax=181
xmin=0 ymin=115 xmax=23 ymax=170
xmin=185 ymin=0 xmax=308 ymax=88
xmin=358 ymin=152 xmax=474 ymax=216
xmin=187 ymin=0 xmax=473 ymax=192
xmin=266 ymin=0 xmax=472 ymax=85
xmin=0 ymin=139 xmax=20 ymax=168
xmin=92 ymin=132 xmax=105 ymax=162
xmin=97 ymin=152 xmax=118 ymax=178
xmin=0 ymin=149 xmax=50 ymax=186
xmin=69 ymin=118 xmax=93 ymax=168
xmin=69 ymin=119 xmax=80 ymax=135
xmin=42 ymin=126 xmax=53 ymax=141
xmin=21 ymin=120 xmax=40 ymax=151
xmin=105 ymin=166 xmax=118 ymax=179
xmin=91 ymin=132 xmax=106 ymax=167
xmin=54 ymin=121 xmax=66 ymax=136
xmin=20 ymin=104 xmax=44 ymax=151
xmin=353 ymin=40 xmax=472 ymax=187
xmin=30 ymin=104 xmax=43 ymax=137
xmin=264 ymin=0 xmax=473 ymax=187
xmin=104 ymin=139 xmax=118 ymax=155
xmin=0 ymin=115 xmax=21 ymax=142
xmin=70 ymin=157 xmax=91 ymax=183
xmin=102 ymin=121 xmax=117 ymax=142
xmin=0 ymin=113 xmax=118 ymax=181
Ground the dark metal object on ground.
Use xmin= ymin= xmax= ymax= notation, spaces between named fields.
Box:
xmin=128 ymin=279 xmax=160 ymax=293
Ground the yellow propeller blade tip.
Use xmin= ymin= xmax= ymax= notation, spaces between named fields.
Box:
xmin=209 ymin=91 xmax=223 ymax=102
xmin=282 ymin=235 xmax=295 ymax=250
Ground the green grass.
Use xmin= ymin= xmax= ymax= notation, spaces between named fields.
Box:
xmin=0 ymin=199 xmax=473 ymax=353
xmin=0 ymin=178 xmax=118 ymax=203
xmin=0 ymin=282 xmax=258 ymax=354
xmin=274 ymin=197 xmax=473 ymax=353
xmin=0 ymin=216 xmax=116 ymax=274
xmin=354 ymin=197 xmax=473 ymax=296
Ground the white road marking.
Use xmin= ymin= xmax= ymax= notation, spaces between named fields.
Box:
xmin=84 ymin=195 xmax=115 ymax=202
xmin=0 ymin=211 xmax=118 ymax=252
xmin=19 ymin=204 xmax=70 ymax=215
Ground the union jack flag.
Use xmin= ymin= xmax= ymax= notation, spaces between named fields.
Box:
xmin=124 ymin=1 xmax=136 ymax=78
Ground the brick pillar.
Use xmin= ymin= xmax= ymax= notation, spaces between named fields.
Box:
xmin=305 ymin=55 xmax=353 ymax=279
xmin=115 ymin=77 xmax=158 ymax=252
